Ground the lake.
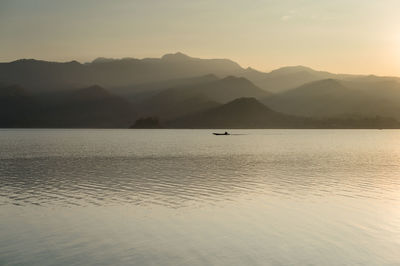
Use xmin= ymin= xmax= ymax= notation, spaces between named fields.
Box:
xmin=0 ymin=129 xmax=399 ymax=265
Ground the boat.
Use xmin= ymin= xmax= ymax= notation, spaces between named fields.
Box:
xmin=213 ymin=132 xmax=230 ymax=135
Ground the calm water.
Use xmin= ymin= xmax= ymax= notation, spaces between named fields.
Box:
xmin=0 ymin=129 xmax=399 ymax=265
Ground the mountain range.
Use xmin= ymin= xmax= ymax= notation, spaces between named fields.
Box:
xmin=169 ymin=97 xmax=399 ymax=129
xmin=1 ymin=52 xmax=400 ymax=128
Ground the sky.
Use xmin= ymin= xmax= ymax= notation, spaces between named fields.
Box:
xmin=1 ymin=0 xmax=400 ymax=76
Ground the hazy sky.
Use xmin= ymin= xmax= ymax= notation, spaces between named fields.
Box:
xmin=1 ymin=0 xmax=400 ymax=75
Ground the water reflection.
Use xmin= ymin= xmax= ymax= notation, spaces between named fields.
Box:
xmin=1 ymin=151 xmax=399 ymax=207
xmin=1 ymin=130 xmax=400 ymax=265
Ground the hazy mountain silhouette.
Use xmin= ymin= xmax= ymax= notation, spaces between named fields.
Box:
xmin=264 ymin=79 xmax=355 ymax=116
xmin=342 ymin=76 xmax=400 ymax=99
xmin=137 ymin=76 xmax=270 ymax=120
xmin=0 ymin=85 xmax=136 ymax=128
xmin=2 ymin=52 xmax=400 ymax=95
xmin=138 ymin=92 xmax=219 ymax=121
xmin=143 ymin=76 xmax=270 ymax=105
xmin=113 ymin=74 xmax=219 ymax=103
xmin=168 ymin=97 xmax=311 ymax=128
xmin=244 ymin=66 xmax=340 ymax=93
xmin=264 ymin=79 xmax=400 ymax=119
xmin=0 ymin=53 xmax=243 ymax=91
xmin=36 ymin=85 xmax=136 ymax=128
xmin=2 ymin=53 xmax=400 ymax=128
xmin=0 ymin=59 xmax=88 ymax=91
xmin=169 ymin=97 xmax=400 ymax=129
xmin=239 ymin=65 xmax=400 ymax=93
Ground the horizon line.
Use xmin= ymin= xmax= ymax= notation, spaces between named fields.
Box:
xmin=1 ymin=52 xmax=399 ymax=78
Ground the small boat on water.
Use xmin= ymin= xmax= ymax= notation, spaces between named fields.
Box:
xmin=213 ymin=131 xmax=230 ymax=136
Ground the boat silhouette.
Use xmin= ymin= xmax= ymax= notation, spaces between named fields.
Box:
xmin=213 ymin=131 xmax=230 ymax=136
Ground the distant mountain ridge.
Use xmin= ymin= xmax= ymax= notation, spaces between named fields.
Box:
xmin=2 ymin=52 xmax=399 ymax=93
xmin=264 ymin=78 xmax=400 ymax=119
xmin=0 ymin=53 xmax=244 ymax=91
xmin=0 ymin=84 xmax=136 ymax=128
xmin=2 ymin=52 xmax=400 ymax=128
xmin=168 ymin=97 xmax=303 ymax=128
xmin=168 ymin=97 xmax=399 ymax=129
xmin=113 ymin=74 xmax=220 ymax=103
xmin=136 ymin=76 xmax=271 ymax=120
